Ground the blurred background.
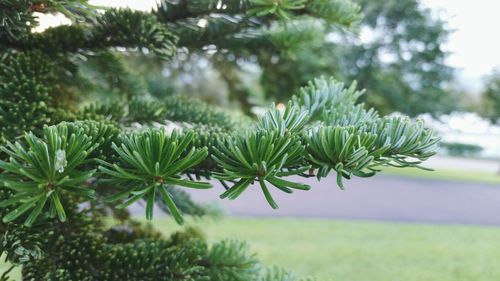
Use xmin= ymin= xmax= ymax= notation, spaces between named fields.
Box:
xmin=36 ymin=0 xmax=500 ymax=280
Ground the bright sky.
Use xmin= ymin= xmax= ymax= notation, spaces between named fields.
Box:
xmin=421 ymin=0 xmax=500 ymax=92
xmin=38 ymin=0 xmax=499 ymax=92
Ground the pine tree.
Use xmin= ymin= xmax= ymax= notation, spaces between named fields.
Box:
xmin=480 ymin=70 xmax=500 ymax=124
xmin=0 ymin=1 xmax=439 ymax=280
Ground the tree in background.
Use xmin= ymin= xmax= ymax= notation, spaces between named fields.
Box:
xmin=0 ymin=0 xmax=439 ymax=280
xmin=261 ymin=0 xmax=455 ymax=116
xmin=123 ymin=0 xmax=364 ymax=115
xmin=479 ymin=70 xmax=500 ymax=124
xmin=341 ymin=0 xmax=454 ymax=116
xmin=163 ymin=0 xmax=453 ymax=116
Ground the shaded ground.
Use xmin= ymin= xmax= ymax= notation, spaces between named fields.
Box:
xmin=184 ymin=174 xmax=500 ymax=225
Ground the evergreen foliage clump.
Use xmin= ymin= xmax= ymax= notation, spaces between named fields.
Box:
xmin=480 ymin=70 xmax=500 ymax=124
xmin=0 ymin=0 xmax=439 ymax=280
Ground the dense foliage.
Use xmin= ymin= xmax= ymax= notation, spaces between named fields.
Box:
xmin=0 ymin=0 xmax=439 ymax=280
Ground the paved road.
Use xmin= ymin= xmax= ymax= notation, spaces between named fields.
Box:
xmin=184 ymin=175 xmax=500 ymax=226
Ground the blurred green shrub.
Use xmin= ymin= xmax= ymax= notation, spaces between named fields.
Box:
xmin=441 ymin=142 xmax=483 ymax=157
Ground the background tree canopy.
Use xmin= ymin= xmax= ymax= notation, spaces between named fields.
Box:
xmin=479 ymin=70 xmax=500 ymax=124
xmin=137 ymin=0 xmax=455 ymax=117
xmin=336 ymin=0 xmax=454 ymax=116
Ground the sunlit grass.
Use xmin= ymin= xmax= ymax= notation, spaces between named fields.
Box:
xmin=156 ymin=217 xmax=500 ymax=281
xmin=382 ymin=166 xmax=500 ymax=185
xmin=4 ymin=217 xmax=499 ymax=281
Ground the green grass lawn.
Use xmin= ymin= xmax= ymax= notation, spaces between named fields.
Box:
xmin=383 ymin=166 xmax=500 ymax=185
xmin=6 ymin=217 xmax=498 ymax=281
xmin=157 ymin=217 xmax=500 ymax=281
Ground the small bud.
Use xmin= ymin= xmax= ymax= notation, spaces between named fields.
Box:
xmin=55 ymin=149 xmax=67 ymax=173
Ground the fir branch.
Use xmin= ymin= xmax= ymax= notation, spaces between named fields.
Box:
xmin=305 ymin=126 xmax=378 ymax=186
xmin=126 ymin=97 xmax=167 ymax=124
xmin=307 ymin=0 xmax=362 ymax=28
xmin=257 ymin=102 xmax=309 ymax=134
xmin=248 ymin=0 xmax=307 ymax=19
xmin=212 ymin=130 xmax=310 ymax=209
xmin=0 ymin=0 xmax=35 ymax=41
xmin=169 ymin=14 xmax=263 ymax=50
xmin=204 ymin=239 xmax=260 ymax=280
xmin=98 ymin=129 xmax=211 ymax=223
xmin=292 ymin=76 xmax=364 ymax=121
xmin=93 ymin=9 xmax=178 ymax=60
xmin=163 ymin=95 xmax=244 ymax=130
xmin=321 ymin=104 xmax=378 ymax=127
xmin=3 ymin=9 xmax=178 ymax=60
xmin=367 ymin=117 xmax=440 ymax=166
xmin=157 ymin=0 xmax=362 ymax=27
xmin=0 ymin=51 xmax=56 ymax=141
xmin=80 ymin=102 xmax=127 ymax=123
xmin=56 ymin=120 xmax=120 ymax=162
xmin=102 ymin=239 xmax=207 ymax=280
xmin=36 ymin=0 xmax=99 ymax=21
xmin=157 ymin=0 xmax=252 ymax=22
xmin=0 ymin=125 xmax=97 ymax=226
